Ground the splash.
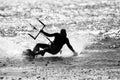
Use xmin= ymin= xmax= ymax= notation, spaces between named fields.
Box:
xmin=68 ymin=32 xmax=95 ymax=56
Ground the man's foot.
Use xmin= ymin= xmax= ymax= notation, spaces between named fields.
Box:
xmin=23 ymin=49 xmax=36 ymax=59
xmin=30 ymin=52 xmax=36 ymax=59
xmin=73 ymin=52 xmax=78 ymax=56
xmin=37 ymin=51 xmax=45 ymax=56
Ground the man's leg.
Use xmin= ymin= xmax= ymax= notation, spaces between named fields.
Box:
xmin=33 ymin=43 xmax=49 ymax=53
xmin=35 ymin=47 xmax=51 ymax=56
xmin=35 ymin=50 xmax=45 ymax=56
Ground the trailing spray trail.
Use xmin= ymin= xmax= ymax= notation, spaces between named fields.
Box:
xmin=0 ymin=37 xmax=24 ymax=60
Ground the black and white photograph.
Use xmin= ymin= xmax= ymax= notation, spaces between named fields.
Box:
xmin=0 ymin=0 xmax=120 ymax=80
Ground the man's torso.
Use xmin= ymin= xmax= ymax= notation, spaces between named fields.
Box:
xmin=50 ymin=33 xmax=68 ymax=53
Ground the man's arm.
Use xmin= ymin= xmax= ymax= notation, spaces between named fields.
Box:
xmin=66 ymin=38 xmax=75 ymax=53
xmin=41 ymin=30 xmax=55 ymax=37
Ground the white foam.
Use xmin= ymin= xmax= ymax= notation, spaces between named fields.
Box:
xmin=0 ymin=37 xmax=24 ymax=59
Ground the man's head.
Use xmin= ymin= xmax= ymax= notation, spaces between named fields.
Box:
xmin=60 ymin=29 xmax=67 ymax=37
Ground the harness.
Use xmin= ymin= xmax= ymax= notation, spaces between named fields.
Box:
xmin=48 ymin=43 xmax=62 ymax=54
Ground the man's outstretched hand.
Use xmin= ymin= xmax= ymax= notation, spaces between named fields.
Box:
xmin=73 ymin=51 xmax=78 ymax=56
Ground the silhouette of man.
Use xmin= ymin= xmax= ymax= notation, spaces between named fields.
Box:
xmin=32 ymin=29 xmax=77 ymax=57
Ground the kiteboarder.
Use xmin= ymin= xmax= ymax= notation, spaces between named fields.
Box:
xmin=32 ymin=29 xmax=78 ymax=57
xmin=23 ymin=19 xmax=78 ymax=59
